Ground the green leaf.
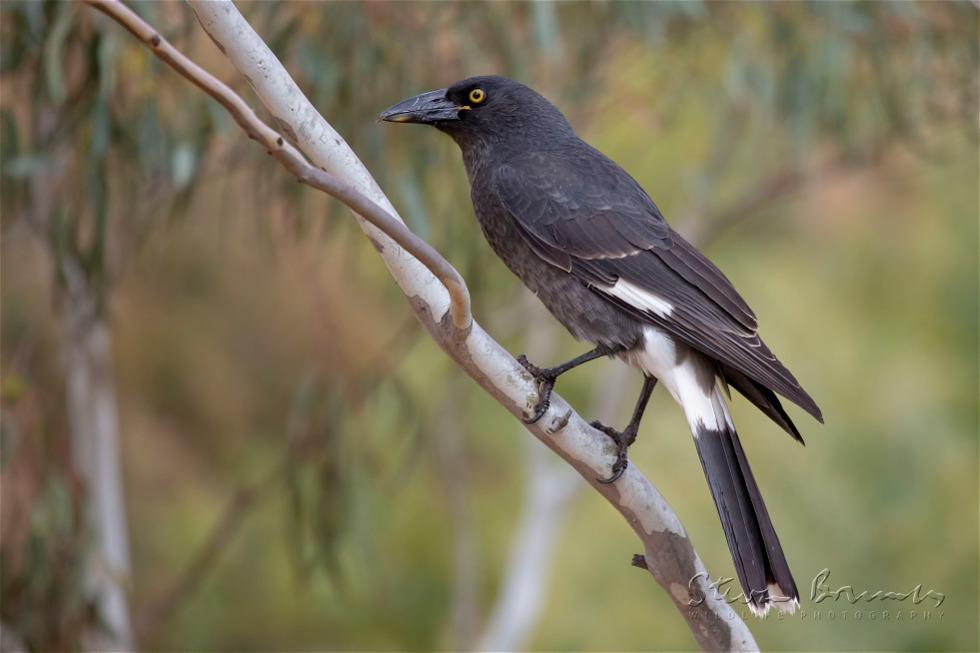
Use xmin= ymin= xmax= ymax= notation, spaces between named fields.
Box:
xmin=531 ymin=1 xmax=560 ymax=57
xmin=137 ymin=101 xmax=165 ymax=173
xmin=3 ymin=155 xmax=51 ymax=179
xmin=2 ymin=373 xmax=27 ymax=401
xmin=0 ymin=108 xmax=19 ymax=160
xmin=90 ymin=95 xmax=110 ymax=157
xmin=171 ymin=142 xmax=196 ymax=189
xmin=43 ymin=2 xmax=75 ymax=105
xmin=96 ymin=29 xmax=119 ymax=97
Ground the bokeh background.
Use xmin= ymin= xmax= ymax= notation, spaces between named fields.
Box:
xmin=1 ymin=2 xmax=977 ymax=651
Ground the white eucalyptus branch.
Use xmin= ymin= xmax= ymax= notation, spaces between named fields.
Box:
xmin=87 ymin=1 xmax=759 ymax=649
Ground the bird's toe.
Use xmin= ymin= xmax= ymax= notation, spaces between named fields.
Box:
xmin=522 ymin=378 xmax=554 ymax=424
xmin=597 ymin=453 xmax=629 ymax=484
xmin=590 ymin=421 xmax=632 ymax=484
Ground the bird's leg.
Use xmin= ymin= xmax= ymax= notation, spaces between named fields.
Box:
xmin=518 ymin=344 xmax=623 ymax=424
xmin=594 ymin=375 xmax=658 ymax=484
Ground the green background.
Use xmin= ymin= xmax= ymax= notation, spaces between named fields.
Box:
xmin=1 ymin=2 xmax=977 ymax=651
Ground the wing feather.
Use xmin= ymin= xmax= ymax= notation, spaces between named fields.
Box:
xmin=491 ymin=146 xmax=822 ymax=422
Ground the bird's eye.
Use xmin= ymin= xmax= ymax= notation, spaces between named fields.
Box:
xmin=468 ymin=88 xmax=486 ymax=104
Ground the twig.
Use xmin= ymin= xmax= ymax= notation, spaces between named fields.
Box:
xmin=88 ymin=1 xmax=760 ymax=649
xmin=136 ymin=316 xmax=420 ymax=642
xmin=134 ymin=459 xmax=287 ymax=642
xmin=83 ymin=0 xmax=471 ymax=330
xmin=683 ymin=147 xmax=882 ymax=249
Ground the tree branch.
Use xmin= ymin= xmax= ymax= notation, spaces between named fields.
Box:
xmin=135 ymin=457 xmax=286 ymax=643
xmin=86 ymin=1 xmax=759 ymax=649
xmin=83 ymin=0 xmax=470 ymax=331
xmin=681 ymin=147 xmax=883 ymax=249
xmin=476 ymin=299 xmax=581 ymax=652
xmin=136 ymin=314 xmax=422 ymax=643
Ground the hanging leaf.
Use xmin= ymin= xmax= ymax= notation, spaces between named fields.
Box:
xmin=90 ymin=95 xmax=110 ymax=157
xmin=171 ymin=142 xmax=196 ymax=189
xmin=43 ymin=2 xmax=74 ymax=105
xmin=137 ymin=100 xmax=166 ymax=174
xmin=3 ymin=155 xmax=51 ymax=179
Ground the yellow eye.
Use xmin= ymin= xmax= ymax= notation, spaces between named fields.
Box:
xmin=468 ymin=88 xmax=486 ymax=104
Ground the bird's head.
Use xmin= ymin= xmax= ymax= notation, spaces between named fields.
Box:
xmin=379 ymin=76 xmax=573 ymax=147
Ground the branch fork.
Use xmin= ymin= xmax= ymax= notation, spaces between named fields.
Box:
xmin=85 ymin=1 xmax=759 ymax=649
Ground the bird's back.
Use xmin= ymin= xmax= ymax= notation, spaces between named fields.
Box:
xmin=466 ymin=134 xmax=821 ymax=422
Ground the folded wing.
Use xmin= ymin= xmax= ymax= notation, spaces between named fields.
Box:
xmin=492 ymin=147 xmax=823 ymax=424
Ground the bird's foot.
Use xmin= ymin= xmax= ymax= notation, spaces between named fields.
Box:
xmin=591 ymin=420 xmax=639 ymax=484
xmin=517 ymin=354 xmax=557 ymax=424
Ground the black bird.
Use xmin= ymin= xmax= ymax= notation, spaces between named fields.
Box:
xmin=380 ymin=76 xmax=822 ymax=616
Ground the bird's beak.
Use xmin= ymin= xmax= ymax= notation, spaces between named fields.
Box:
xmin=379 ymin=88 xmax=466 ymax=124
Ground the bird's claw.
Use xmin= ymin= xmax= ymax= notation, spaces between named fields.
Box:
xmin=592 ymin=420 xmax=636 ymax=484
xmin=516 ymin=354 xmax=543 ymax=377
xmin=518 ymin=354 xmax=556 ymax=424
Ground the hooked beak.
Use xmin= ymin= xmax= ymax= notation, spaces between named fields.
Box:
xmin=379 ymin=88 xmax=466 ymax=124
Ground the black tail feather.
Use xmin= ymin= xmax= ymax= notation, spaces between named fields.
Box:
xmin=693 ymin=421 xmax=799 ymax=616
xmin=722 ymin=364 xmax=805 ymax=445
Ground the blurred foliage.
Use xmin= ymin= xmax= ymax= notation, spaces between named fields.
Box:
xmin=1 ymin=1 xmax=977 ymax=651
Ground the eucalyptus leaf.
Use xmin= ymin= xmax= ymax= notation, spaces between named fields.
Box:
xmin=0 ymin=108 xmax=20 ymax=160
xmin=90 ymin=95 xmax=110 ymax=157
xmin=43 ymin=1 xmax=74 ymax=105
xmin=171 ymin=142 xmax=196 ymax=189
xmin=3 ymin=156 xmax=52 ymax=179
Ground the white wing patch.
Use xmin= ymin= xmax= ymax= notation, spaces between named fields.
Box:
xmin=602 ymin=279 xmax=674 ymax=317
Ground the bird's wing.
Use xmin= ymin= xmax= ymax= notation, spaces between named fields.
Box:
xmin=492 ymin=149 xmax=823 ymax=422
xmin=489 ymin=148 xmax=673 ymax=262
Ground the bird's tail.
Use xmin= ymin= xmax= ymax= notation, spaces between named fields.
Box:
xmin=688 ymin=386 xmax=800 ymax=617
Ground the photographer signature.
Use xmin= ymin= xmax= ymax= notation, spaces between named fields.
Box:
xmin=810 ymin=568 xmax=945 ymax=608
xmin=687 ymin=568 xmax=945 ymax=609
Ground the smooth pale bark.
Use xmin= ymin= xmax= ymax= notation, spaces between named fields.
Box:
xmin=87 ymin=1 xmax=761 ymax=649
xmin=478 ymin=320 xmax=635 ymax=651
xmin=187 ymin=3 xmax=758 ymax=650
xmin=476 ymin=300 xmax=579 ymax=652
xmin=62 ymin=266 xmax=133 ymax=652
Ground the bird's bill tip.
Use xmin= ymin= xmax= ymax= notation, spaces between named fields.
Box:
xmin=379 ymin=88 xmax=463 ymax=124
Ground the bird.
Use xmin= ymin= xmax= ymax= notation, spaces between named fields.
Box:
xmin=380 ymin=75 xmax=822 ymax=616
